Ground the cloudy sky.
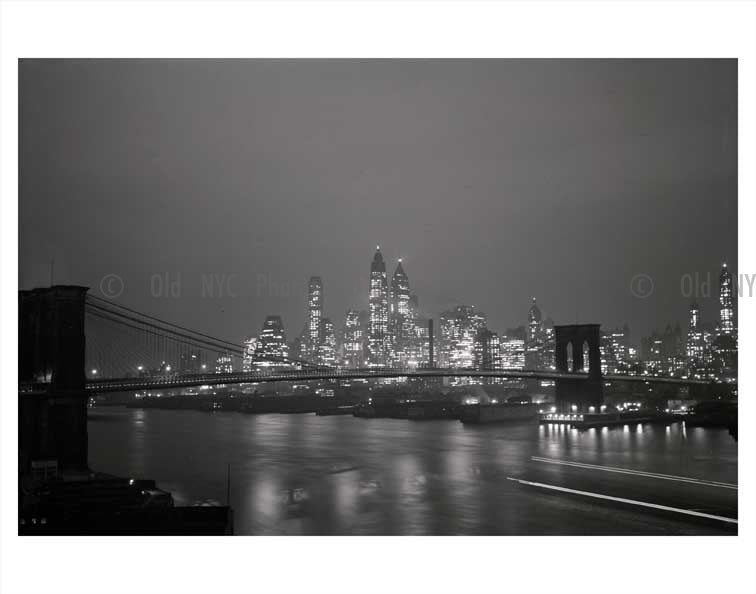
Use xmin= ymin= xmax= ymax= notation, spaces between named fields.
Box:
xmin=19 ymin=59 xmax=737 ymax=343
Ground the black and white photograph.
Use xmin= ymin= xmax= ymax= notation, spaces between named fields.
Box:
xmin=17 ymin=57 xmax=740 ymax=537
xmin=3 ymin=2 xmax=756 ymax=594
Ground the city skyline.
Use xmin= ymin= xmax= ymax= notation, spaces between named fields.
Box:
xmin=242 ymin=246 xmax=738 ymax=354
xmin=230 ymin=245 xmax=735 ymax=384
xmin=19 ymin=59 xmax=737 ymax=343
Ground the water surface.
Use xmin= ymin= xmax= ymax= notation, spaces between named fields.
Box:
xmin=88 ymin=407 xmax=737 ymax=535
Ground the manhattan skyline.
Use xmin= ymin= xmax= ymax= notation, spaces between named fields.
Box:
xmin=19 ymin=59 xmax=737 ymax=343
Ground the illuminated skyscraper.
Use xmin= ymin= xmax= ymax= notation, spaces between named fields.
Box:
xmin=526 ymin=297 xmax=544 ymax=369
xmin=718 ymin=262 xmax=735 ymax=336
xmin=307 ymin=276 xmax=323 ymax=361
xmin=389 ymin=258 xmax=415 ymax=367
xmin=390 ymin=259 xmax=411 ymax=317
xmin=368 ymin=246 xmax=389 ymax=366
xmin=500 ymin=336 xmax=526 ymax=370
xmin=712 ymin=263 xmax=737 ymax=381
xmin=410 ymin=316 xmax=431 ymax=368
xmin=686 ymin=302 xmax=705 ymax=363
xmin=342 ymin=309 xmax=365 ymax=368
xmin=254 ymin=315 xmax=289 ymax=368
xmin=527 ymin=298 xmax=542 ymax=341
xmin=602 ymin=324 xmax=632 ymax=374
xmin=542 ymin=322 xmax=556 ymax=370
xmin=474 ymin=328 xmax=501 ymax=371
xmin=439 ymin=305 xmax=486 ymax=368
xmin=318 ymin=318 xmax=336 ymax=367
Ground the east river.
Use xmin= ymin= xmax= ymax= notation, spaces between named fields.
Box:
xmin=88 ymin=406 xmax=738 ymax=535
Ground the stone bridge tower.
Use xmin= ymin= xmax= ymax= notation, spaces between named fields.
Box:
xmin=19 ymin=286 xmax=89 ymax=472
xmin=554 ymin=324 xmax=604 ymax=412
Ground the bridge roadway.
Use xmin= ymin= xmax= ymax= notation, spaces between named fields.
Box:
xmin=61 ymin=367 xmax=719 ymax=394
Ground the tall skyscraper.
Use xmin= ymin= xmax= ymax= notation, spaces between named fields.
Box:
xmin=390 ymin=259 xmax=411 ymax=317
xmin=410 ymin=316 xmax=431 ymax=368
xmin=527 ymin=298 xmax=542 ymax=342
xmin=307 ymin=276 xmax=323 ymax=361
xmin=318 ymin=318 xmax=336 ymax=367
xmin=718 ymin=262 xmax=735 ymax=336
xmin=686 ymin=302 xmax=705 ymax=363
xmin=526 ymin=297 xmax=544 ymax=369
xmin=390 ymin=258 xmax=415 ymax=367
xmin=474 ymin=328 xmax=501 ymax=371
xmin=254 ymin=315 xmax=289 ymax=368
xmin=710 ymin=263 xmax=737 ymax=381
xmin=368 ymin=246 xmax=389 ymax=366
xmin=342 ymin=309 xmax=365 ymax=368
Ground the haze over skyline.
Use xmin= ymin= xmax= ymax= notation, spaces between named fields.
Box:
xmin=19 ymin=59 xmax=737 ymax=343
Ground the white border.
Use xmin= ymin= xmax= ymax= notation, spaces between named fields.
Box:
xmin=2 ymin=2 xmax=755 ymax=594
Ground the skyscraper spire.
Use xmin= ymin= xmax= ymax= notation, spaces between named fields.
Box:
xmin=371 ymin=245 xmax=386 ymax=273
xmin=389 ymin=258 xmax=413 ymax=367
xmin=526 ymin=297 xmax=544 ymax=369
xmin=391 ymin=259 xmax=410 ymax=316
xmin=368 ymin=246 xmax=389 ymax=366
xmin=718 ymin=262 xmax=734 ymax=336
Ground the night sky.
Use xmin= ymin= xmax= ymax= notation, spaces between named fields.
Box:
xmin=19 ymin=59 xmax=737 ymax=344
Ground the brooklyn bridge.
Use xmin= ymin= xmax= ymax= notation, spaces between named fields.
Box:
xmin=19 ymin=285 xmax=730 ymax=471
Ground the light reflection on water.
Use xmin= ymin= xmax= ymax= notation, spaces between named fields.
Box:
xmin=88 ymin=407 xmax=737 ymax=535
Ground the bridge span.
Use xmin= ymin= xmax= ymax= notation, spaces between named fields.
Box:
xmin=75 ymin=367 xmax=716 ymax=394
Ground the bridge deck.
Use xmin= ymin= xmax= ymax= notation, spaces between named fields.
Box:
xmin=20 ymin=368 xmax=718 ymax=394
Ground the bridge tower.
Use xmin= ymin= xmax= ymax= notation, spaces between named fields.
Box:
xmin=554 ymin=324 xmax=604 ymax=412
xmin=19 ymin=286 xmax=89 ymax=472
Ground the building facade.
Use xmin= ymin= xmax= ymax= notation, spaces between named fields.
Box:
xmin=500 ymin=336 xmax=526 ymax=370
xmin=341 ymin=309 xmax=366 ymax=368
xmin=307 ymin=276 xmax=323 ymax=362
xmin=718 ymin=262 xmax=735 ymax=336
xmin=254 ymin=315 xmax=289 ymax=368
xmin=439 ymin=305 xmax=487 ymax=368
xmin=368 ymin=246 xmax=390 ymax=366
xmin=389 ymin=259 xmax=417 ymax=368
